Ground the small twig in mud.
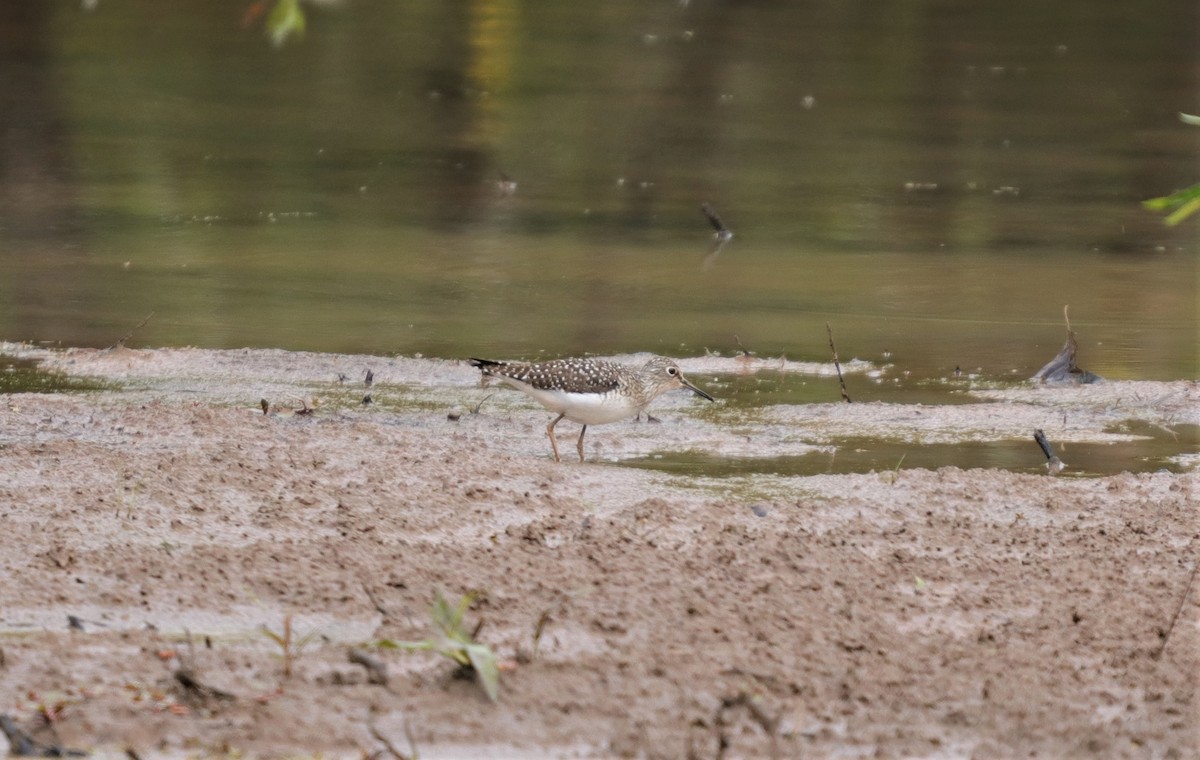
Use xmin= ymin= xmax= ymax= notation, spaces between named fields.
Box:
xmin=365 ymin=369 xmax=374 ymax=387
xmin=174 ymin=667 xmax=236 ymax=702
xmin=108 ymin=311 xmax=155 ymax=350
xmin=1153 ymin=548 xmax=1198 ymax=660
xmin=531 ymin=587 xmax=592 ymax=658
xmin=166 ymin=630 xmax=235 ymax=704
xmin=260 ymin=613 xmax=320 ymax=679
xmin=888 ymin=453 xmax=906 ymax=485
xmin=732 ymin=334 xmax=758 ymax=373
xmin=362 ymin=582 xmax=391 ymax=618
xmin=532 ymin=609 xmax=554 ymax=659
xmin=260 ymin=398 xmax=270 ymax=416
xmin=714 ymin=690 xmax=781 ymax=760
xmin=291 ymin=396 xmax=317 ymax=416
xmin=369 ymin=720 xmax=419 ymax=760
xmin=471 ymin=393 xmax=494 ymax=415
xmin=733 ymin=334 xmax=752 ymax=357
xmin=826 ymin=322 xmax=852 ymax=403
xmin=348 ymin=647 xmax=389 ymax=686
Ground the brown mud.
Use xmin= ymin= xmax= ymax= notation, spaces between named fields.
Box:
xmin=0 ymin=344 xmax=1196 ymax=759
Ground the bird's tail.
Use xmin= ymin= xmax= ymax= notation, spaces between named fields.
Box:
xmin=468 ymin=358 xmax=504 ymax=374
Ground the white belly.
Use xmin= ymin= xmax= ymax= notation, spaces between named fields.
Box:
xmin=517 ymin=385 xmax=639 ymax=426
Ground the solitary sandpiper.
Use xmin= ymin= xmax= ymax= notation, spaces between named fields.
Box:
xmin=468 ymin=356 xmax=714 ymax=462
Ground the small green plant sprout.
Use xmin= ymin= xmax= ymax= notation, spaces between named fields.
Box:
xmin=1143 ymin=113 xmax=1200 ymax=225
xmin=260 ymin=613 xmax=321 ymax=679
xmin=888 ymin=453 xmax=906 ymax=485
xmin=377 ymin=592 xmax=500 ymax=703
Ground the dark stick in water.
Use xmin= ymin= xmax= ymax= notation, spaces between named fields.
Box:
xmin=826 ymin=322 xmax=851 ymax=403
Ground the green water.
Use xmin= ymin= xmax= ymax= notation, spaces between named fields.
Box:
xmin=626 ymin=431 xmax=1198 ymax=479
xmin=1 ymin=1 xmax=1196 ymax=380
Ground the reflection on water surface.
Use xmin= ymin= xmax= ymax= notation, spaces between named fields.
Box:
xmin=627 ymin=432 xmax=1198 ymax=479
xmin=0 ymin=1 xmax=1195 ymax=380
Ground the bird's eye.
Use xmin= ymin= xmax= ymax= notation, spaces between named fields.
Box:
xmin=667 ymin=367 xmax=678 ymax=376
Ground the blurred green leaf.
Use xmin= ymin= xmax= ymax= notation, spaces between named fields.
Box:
xmin=1142 ymin=114 xmax=1200 ymax=224
xmin=373 ymin=592 xmax=500 ymax=701
xmin=1165 ymin=197 xmax=1200 ymax=226
xmin=465 ymin=643 xmax=500 ymax=702
xmin=1144 ymin=184 xmax=1200 ymax=225
xmin=267 ymin=0 xmax=306 ymax=48
xmin=431 ymin=591 xmax=473 ymax=640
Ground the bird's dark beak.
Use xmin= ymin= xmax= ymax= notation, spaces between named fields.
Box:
xmin=682 ymin=378 xmax=714 ymax=402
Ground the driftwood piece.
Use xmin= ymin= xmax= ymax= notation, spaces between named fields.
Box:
xmin=1032 ymin=308 xmax=1102 ymax=384
xmin=107 ymin=311 xmax=155 ymax=351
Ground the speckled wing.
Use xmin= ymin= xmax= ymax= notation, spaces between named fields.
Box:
xmin=469 ymin=358 xmax=621 ymax=394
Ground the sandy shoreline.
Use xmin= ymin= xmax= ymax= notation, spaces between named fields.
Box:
xmin=0 ymin=343 xmax=1196 ymax=758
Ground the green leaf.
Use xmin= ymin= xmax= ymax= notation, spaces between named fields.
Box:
xmin=1144 ymin=183 xmax=1200 ymax=224
xmin=431 ymin=591 xmax=476 ymax=641
xmin=260 ymin=627 xmax=285 ymax=646
xmin=1165 ymin=196 xmax=1200 ymax=226
xmin=1179 ymin=113 xmax=1200 ymax=126
xmin=376 ymin=592 xmax=501 ymax=701
xmin=375 ymin=638 xmax=435 ymax=652
xmin=465 ymin=643 xmax=500 ymax=702
xmin=267 ymin=0 xmax=306 ymax=48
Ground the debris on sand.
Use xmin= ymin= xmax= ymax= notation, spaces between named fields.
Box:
xmin=0 ymin=713 xmax=88 ymax=757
